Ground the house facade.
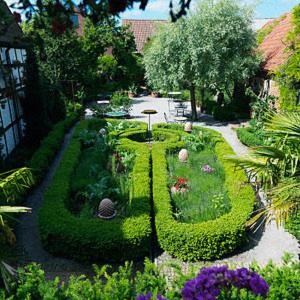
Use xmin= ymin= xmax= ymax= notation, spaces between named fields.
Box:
xmin=0 ymin=0 xmax=26 ymax=158
xmin=256 ymin=13 xmax=293 ymax=99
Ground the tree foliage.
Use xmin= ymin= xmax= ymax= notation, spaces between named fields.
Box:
xmin=143 ymin=0 xmax=260 ymax=119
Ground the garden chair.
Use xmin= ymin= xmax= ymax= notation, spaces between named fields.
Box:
xmin=164 ymin=112 xmax=176 ymax=123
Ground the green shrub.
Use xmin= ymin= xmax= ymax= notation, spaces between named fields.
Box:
xmin=152 ymin=124 xmax=255 ymax=261
xmin=27 ymin=111 xmax=80 ymax=182
xmin=38 ymin=120 xmax=151 ymax=262
xmin=111 ymin=91 xmax=133 ymax=112
xmin=236 ymin=127 xmax=264 ymax=147
xmin=213 ymin=106 xmax=237 ymax=121
xmin=2 ymin=257 xmax=299 ymax=299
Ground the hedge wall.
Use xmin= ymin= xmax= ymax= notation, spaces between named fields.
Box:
xmin=28 ymin=111 xmax=80 ymax=182
xmin=38 ymin=120 xmax=152 ymax=262
xmin=236 ymin=127 xmax=264 ymax=147
xmin=152 ymin=124 xmax=255 ymax=261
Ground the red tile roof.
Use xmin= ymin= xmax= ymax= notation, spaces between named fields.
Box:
xmin=0 ymin=0 xmax=24 ymax=46
xmin=258 ymin=13 xmax=294 ymax=72
xmin=122 ymin=19 xmax=167 ymax=53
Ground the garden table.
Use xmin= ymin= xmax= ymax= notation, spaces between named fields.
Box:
xmin=105 ymin=111 xmax=128 ymax=119
xmin=168 ymin=92 xmax=182 ymax=111
xmin=174 ymin=116 xmax=187 ymax=123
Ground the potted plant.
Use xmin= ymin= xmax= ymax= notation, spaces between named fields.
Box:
xmin=151 ymin=91 xmax=160 ymax=98
xmin=128 ymin=84 xmax=138 ymax=97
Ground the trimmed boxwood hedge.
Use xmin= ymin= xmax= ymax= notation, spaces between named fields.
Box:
xmin=152 ymin=124 xmax=255 ymax=261
xmin=236 ymin=127 xmax=264 ymax=147
xmin=28 ymin=111 xmax=80 ymax=182
xmin=38 ymin=119 xmax=152 ymax=262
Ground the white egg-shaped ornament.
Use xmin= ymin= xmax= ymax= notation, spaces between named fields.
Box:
xmin=178 ymin=149 xmax=188 ymax=162
xmin=184 ymin=122 xmax=193 ymax=133
xmin=99 ymin=128 xmax=106 ymax=136
xmin=98 ymin=198 xmax=116 ymax=219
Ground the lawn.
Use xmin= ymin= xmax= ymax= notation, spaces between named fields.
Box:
xmin=167 ymin=148 xmax=231 ymax=223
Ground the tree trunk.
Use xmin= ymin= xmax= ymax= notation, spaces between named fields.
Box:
xmin=190 ymin=85 xmax=197 ymax=120
xmin=217 ymin=92 xmax=224 ymax=107
xmin=200 ymin=87 xmax=205 ymax=113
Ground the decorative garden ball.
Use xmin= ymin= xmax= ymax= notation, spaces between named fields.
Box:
xmin=184 ymin=122 xmax=193 ymax=133
xmin=98 ymin=198 xmax=116 ymax=219
xmin=99 ymin=128 xmax=106 ymax=136
xmin=179 ymin=149 xmax=188 ymax=162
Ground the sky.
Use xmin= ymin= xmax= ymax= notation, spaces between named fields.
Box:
xmin=120 ymin=0 xmax=300 ymax=20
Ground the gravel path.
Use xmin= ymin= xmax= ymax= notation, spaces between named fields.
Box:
xmin=131 ymin=96 xmax=299 ymax=268
xmin=15 ymin=126 xmax=94 ymax=281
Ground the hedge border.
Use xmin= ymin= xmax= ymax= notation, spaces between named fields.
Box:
xmin=152 ymin=124 xmax=255 ymax=261
xmin=38 ymin=119 xmax=152 ymax=262
xmin=236 ymin=127 xmax=264 ymax=147
xmin=28 ymin=111 xmax=81 ymax=182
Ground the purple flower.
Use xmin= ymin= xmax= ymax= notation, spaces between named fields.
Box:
xmin=181 ymin=265 xmax=269 ymax=300
xmin=202 ymin=164 xmax=214 ymax=173
xmin=136 ymin=292 xmax=168 ymax=300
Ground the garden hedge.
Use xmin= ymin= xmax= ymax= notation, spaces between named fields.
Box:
xmin=236 ymin=127 xmax=264 ymax=147
xmin=28 ymin=111 xmax=81 ymax=182
xmin=152 ymin=124 xmax=255 ymax=261
xmin=38 ymin=119 xmax=152 ymax=262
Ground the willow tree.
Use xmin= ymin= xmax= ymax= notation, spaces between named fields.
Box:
xmin=144 ymin=0 xmax=260 ymax=120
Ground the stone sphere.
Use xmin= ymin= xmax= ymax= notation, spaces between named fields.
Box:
xmin=98 ymin=198 xmax=116 ymax=219
xmin=99 ymin=128 xmax=106 ymax=136
xmin=178 ymin=149 xmax=188 ymax=162
xmin=184 ymin=122 xmax=193 ymax=133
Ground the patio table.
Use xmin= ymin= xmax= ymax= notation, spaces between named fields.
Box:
xmin=105 ymin=111 xmax=128 ymax=118
xmin=174 ymin=116 xmax=187 ymax=123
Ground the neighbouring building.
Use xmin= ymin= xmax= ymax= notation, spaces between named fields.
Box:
xmin=0 ymin=0 xmax=27 ymax=158
xmin=255 ymin=13 xmax=293 ymax=98
xmin=122 ymin=19 xmax=167 ymax=53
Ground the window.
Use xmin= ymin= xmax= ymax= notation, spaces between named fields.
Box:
xmin=70 ymin=15 xmax=79 ymax=28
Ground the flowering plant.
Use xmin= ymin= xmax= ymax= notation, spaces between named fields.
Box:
xmin=170 ymin=176 xmax=189 ymax=193
xmin=202 ymin=164 xmax=214 ymax=173
xmin=136 ymin=292 xmax=167 ymax=300
xmin=182 ymin=265 xmax=269 ymax=300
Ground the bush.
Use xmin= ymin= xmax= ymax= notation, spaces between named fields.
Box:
xmin=2 ymin=257 xmax=299 ymax=299
xmin=213 ymin=106 xmax=237 ymax=121
xmin=111 ymin=91 xmax=133 ymax=112
xmin=27 ymin=111 xmax=80 ymax=182
xmin=236 ymin=127 xmax=264 ymax=147
xmin=38 ymin=120 xmax=151 ymax=262
xmin=152 ymin=124 xmax=255 ymax=261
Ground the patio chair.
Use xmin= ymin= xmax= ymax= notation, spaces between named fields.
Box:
xmin=164 ymin=112 xmax=176 ymax=123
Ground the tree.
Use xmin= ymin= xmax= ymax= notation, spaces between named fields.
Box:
xmin=10 ymin=0 xmax=192 ymax=25
xmin=144 ymin=0 xmax=260 ymax=120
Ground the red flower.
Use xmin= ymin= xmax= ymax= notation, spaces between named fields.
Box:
xmin=177 ymin=177 xmax=187 ymax=185
xmin=175 ymin=183 xmax=180 ymax=191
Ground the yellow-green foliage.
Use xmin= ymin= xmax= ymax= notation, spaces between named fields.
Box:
xmin=38 ymin=120 xmax=152 ymax=262
xmin=152 ymin=124 xmax=255 ymax=261
xmin=257 ymin=15 xmax=287 ymax=45
xmin=275 ymin=5 xmax=300 ymax=111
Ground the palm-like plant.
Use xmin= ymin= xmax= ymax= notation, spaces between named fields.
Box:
xmin=231 ymin=111 xmax=300 ymax=226
xmin=0 ymin=168 xmax=33 ymax=290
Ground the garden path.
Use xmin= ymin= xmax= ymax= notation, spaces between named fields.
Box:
xmin=15 ymin=126 xmax=95 ymax=281
xmin=131 ymin=96 xmax=299 ymax=268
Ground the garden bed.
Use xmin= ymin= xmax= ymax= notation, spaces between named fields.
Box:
xmin=39 ymin=119 xmax=152 ymax=262
xmin=152 ymin=124 xmax=255 ymax=261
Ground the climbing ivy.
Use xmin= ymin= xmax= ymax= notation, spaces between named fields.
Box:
xmin=275 ymin=4 xmax=300 ymax=111
xmin=256 ymin=15 xmax=287 ymax=45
